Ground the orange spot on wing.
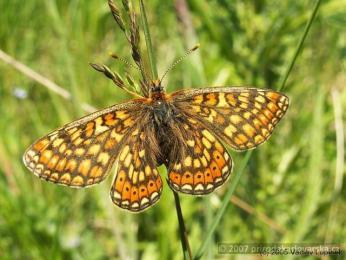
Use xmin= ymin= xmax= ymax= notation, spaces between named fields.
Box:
xmin=194 ymin=171 xmax=204 ymax=185
xmin=210 ymin=161 xmax=221 ymax=178
xmin=122 ymin=181 xmax=131 ymax=201
xmin=139 ymin=185 xmax=148 ymax=199
xmin=104 ymin=113 xmax=117 ymax=126
xmin=33 ymin=139 xmax=49 ymax=151
xmin=105 ymin=138 xmax=117 ymax=149
xmin=181 ymin=172 xmax=193 ymax=185
xmin=130 ymin=187 xmax=139 ymax=203
xmin=115 ymin=170 xmax=126 ymax=192
xmin=169 ymin=172 xmax=181 ymax=185
xmin=147 ymin=180 xmax=157 ymax=194
xmin=204 ymin=169 xmax=213 ymax=184
xmin=56 ymin=158 xmax=67 ymax=171
xmin=90 ymin=166 xmax=103 ymax=177
xmin=213 ymin=150 xmax=226 ymax=167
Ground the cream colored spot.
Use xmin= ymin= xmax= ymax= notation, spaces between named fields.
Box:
xmin=151 ymin=192 xmax=159 ymax=200
xmin=200 ymin=157 xmax=208 ymax=167
xmin=141 ymin=197 xmax=149 ymax=206
xmin=222 ymin=166 xmax=229 ymax=174
xmin=255 ymin=135 xmax=265 ymax=143
xmin=115 ymin=111 xmax=128 ymax=119
xmin=75 ymin=148 xmax=85 ymax=156
xmin=224 ymin=125 xmax=237 ymax=137
xmin=230 ymin=115 xmax=243 ymax=124
xmin=193 ymin=95 xmax=203 ymax=104
xmin=35 ymin=164 xmax=44 ymax=174
xmin=26 ymin=150 xmax=36 ymax=157
xmin=217 ymin=93 xmax=227 ymax=107
xmin=133 ymin=171 xmax=138 ymax=184
xmin=71 ymin=176 xmax=84 ymax=186
xmin=194 ymin=184 xmax=204 ymax=191
xmin=53 ymin=138 xmax=64 ymax=147
xmin=129 ymin=164 xmax=134 ymax=179
xmin=67 ymin=127 xmax=78 ymax=135
xmin=145 ymin=165 xmax=151 ymax=176
xmin=262 ymin=128 xmax=269 ymax=137
xmin=184 ymin=156 xmax=192 ymax=167
xmin=174 ymin=163 xmax=181 ymax=170
xmin=123 ymin=153 xmax=132 ymax=168
xmin=111 ymin=130 xmax=123 ymax=142
xmin=181 ymin=184 xmax=193 ymax=191
xmin=256 ymin=95 xmax=266 ymax=103
xmin=240 ymin=102 xmax=248 ymax=109
xmin=78 ymin=159 xmax=91 ymax=176
xmin=139 ymin=149 xmax=145 ymax=158
xmin=33 ymin=155 xmax=39 ymax=163
xmin=88 ymin=144 xmax=100 ymax=155
xmin=202 ymin=130 xmax=215 ymax=142
xmin=214 ymin=177 xmax=223 ymax=184
xmin=224 ymin=152 xmax=229 ymax=161
xmin=153 ymin=169 xmax=158 ymax=176
xmin=65 ymin=149 xmax=73 ymax=156
xmin=139 ymin=171 xmax=145 ymax=182
xmin=71 ymin=129 xmax=82 ymax=140
xmin=206 ymin=184 xmax=214 ymax=190
xmin=243 ymin=124 xmax=256 ymax=137
xmin=187 ymin=140 xmax=195 ymax=147
xmin=202 ymin=137 xmax=212 ymax=149
xmin=131 ymin=129 xmax=139 ymax=136
xmin=113 ymin=191 xmax=121 ymax=200
xmin=119 ymin=145 xmax=130 ymax=161
xmin=193 ymin=159 xmax=201 ymax=168
xmin=121 ymin=200 xmax=130 ymax=206
xmin=203 ymin=149 xmax=211 ymax=161
xmin=131 ymin=203 xmax=139 ymax=209
xmin=98 ymin=152 xmax=110 ymax=166
xmin=59 ymin=143 xmax=67 ymax=153
xmin=60 ymin=173 xmax=71 ymax=183
xmin=243 ymin=112 xmax=252 ymax=119
xmin=206 ymin=109 xmax=217 ymax=123
xmin=73 ymin=137 xmax=84 ymax=146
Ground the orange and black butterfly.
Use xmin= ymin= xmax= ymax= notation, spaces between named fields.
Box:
xmin=23 ymin=71 xmax=289 ymax=212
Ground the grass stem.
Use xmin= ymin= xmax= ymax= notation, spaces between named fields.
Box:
xmin=173 ymin=191 xmax=193 ymax=260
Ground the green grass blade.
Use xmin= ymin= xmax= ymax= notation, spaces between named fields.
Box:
xmin=139 ymin=0 xmax=158 ymax=80
xmin=279 ymin=0 xmax=322 ymax=91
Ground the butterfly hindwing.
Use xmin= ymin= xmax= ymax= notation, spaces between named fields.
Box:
xmin=23 ymin=100 xmax=144 ymax=187
xmin=171 ymin=87 xmax=289 ymax=151
xmin=110 ymin=124 xmax=163 ymax=212
xmin=167 ymin=117 xmax=232 ymax=195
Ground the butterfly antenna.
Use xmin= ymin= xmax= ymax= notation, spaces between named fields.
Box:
xmin=110 ymin=53 xmax=141 ymax=72
xmin=159 ymin=44 xmax=200 ymax=84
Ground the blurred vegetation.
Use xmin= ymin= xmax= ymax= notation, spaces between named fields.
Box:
xmin=0 ymin=0 xmax=345 ymax=259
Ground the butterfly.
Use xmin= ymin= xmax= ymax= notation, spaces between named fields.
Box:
xmin=23 ymin=76 xmax=289 ymax=212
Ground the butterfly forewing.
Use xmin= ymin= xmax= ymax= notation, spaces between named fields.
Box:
xmin=172 ymin=87 xmax=289 ymax=151
xmin=23 ymin=100 xmax=144 ymax=187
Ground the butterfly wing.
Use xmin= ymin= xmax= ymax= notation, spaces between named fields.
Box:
xmin=110 ymin=122 xmax=163 ymax=212
xmin=166 ymin=116 xmax=232 ymax=195
xmin=23 ymin=100 xmax=145 ymax=187
xmin=171 ymin=87 xmax=289 ymax=150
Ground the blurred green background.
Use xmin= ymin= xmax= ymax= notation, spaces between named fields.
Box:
xmin=0 ymin=0 xmax=345 ymax=259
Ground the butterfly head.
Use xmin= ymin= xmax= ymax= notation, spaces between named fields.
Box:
xmin=149 ymin=79 xmax=165 ymax=99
